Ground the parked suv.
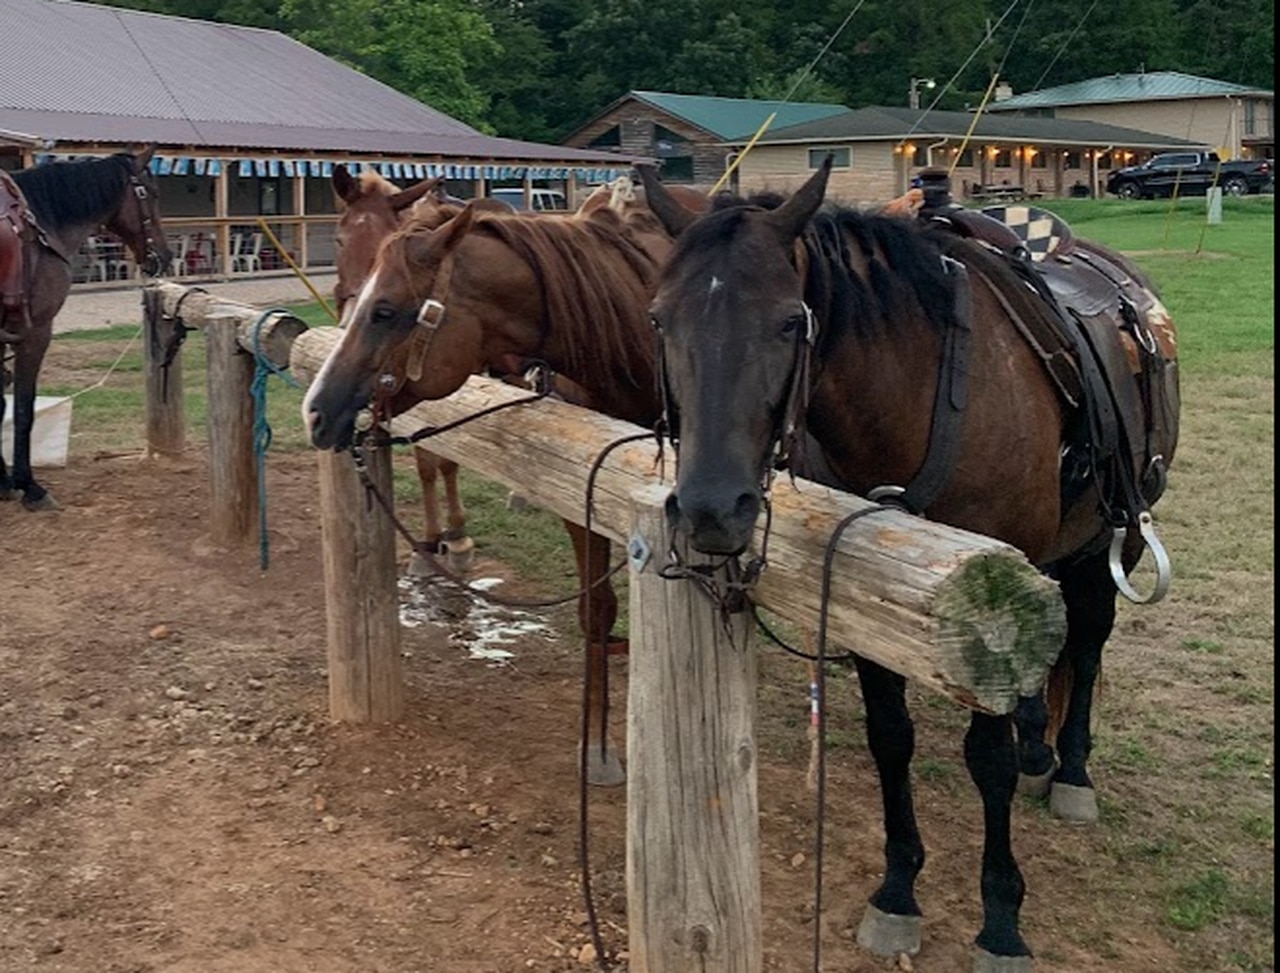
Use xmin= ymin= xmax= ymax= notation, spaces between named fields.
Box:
xmin=487 ymin=187 xmax=568 ymax=212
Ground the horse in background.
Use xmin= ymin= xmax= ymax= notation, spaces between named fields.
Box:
xmin=331 ymin=164 xmax=492 ymax=573
xmin=1 ymin=147 xmax=171 ymax=510
xmin=303 ymin=192 xmax=694 ymax=785
xmin=637 ymin=159 xmax=1179 ymax=969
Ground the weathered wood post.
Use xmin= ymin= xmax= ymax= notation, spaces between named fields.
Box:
xmin=315 ymin=440 xmax=404 ymax=722
xmin=143 ymin=287 xmax=184 ymax=457
xmin=626 ymin=483 xmax=761 ymax=973
xmin=204 ymin=311 xmax=257 ymax=545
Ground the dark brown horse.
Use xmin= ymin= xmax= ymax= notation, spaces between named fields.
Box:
xmin=1 ymin=147 xmax=171 ymax=509
xmin=636 ymin=159 xmax=1179 ymax=969
xmin=304 ymin=197 xmax=683 ymax=784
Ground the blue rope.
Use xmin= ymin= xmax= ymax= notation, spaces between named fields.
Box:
xmin=250 ymin=308 xmax=302 ymax=571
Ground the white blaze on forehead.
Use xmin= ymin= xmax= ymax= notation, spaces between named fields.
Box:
xmin=708 ymin=274 xmax=723 ymax=294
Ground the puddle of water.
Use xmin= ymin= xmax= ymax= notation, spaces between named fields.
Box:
xmin=398 ymin=576 xmax=555 ymax=665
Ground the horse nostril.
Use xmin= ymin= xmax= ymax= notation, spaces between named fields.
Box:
xmin=734 ymin=491 xmax=759 ymax=521
xmin=664 ymin=490 xmax=682 ymax=526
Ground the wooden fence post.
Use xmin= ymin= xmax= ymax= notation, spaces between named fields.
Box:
xmin=204 ymin=313 xmax=257 ymax=546
xmin=626 ymin=483 xmax=761 ymax=973
xmin=316 ymin=442 xmax=403 ymax=722
xmin=143 ymin=288 xmax=184 ymax=457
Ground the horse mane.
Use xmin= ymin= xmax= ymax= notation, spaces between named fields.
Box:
xmin=358 ymin=170 xmax=400 ymax=197
xmin=470 ymin=209 xmax=663 ymax=391
xmin=11 ymin=154 xmax=133 ymax=230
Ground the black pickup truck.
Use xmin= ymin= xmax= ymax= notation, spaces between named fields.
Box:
xmin=1106 ymin=151 xmax=1273 ymax=199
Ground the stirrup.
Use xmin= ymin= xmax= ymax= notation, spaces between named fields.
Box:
xmin=1109 ymin=510 xmax=1171 ymax=604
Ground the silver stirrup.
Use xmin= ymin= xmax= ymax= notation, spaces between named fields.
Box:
xmin=1109 ymin=510 xmax=1171 ymax=604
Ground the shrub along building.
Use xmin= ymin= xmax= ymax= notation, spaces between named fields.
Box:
xmin=0 ymin=0 xmax=638 ymax=284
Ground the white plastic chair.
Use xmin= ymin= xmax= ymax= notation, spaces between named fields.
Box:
xmin=233 ymin=232 xmax=264 ymax=273
xmin=227 ymin=232 xmax=243 ymax=274
xmin=168 ymin=235 xmax=190 ymax=277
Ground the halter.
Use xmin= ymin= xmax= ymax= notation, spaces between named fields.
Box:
xmin=125 ymin=158 xmax=165 ymax=277
xmin=371 ymin=248 xmax=457 ymax=405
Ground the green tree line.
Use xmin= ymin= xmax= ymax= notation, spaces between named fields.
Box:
xmin=94 ymin=0 xmax=1274 ymax=142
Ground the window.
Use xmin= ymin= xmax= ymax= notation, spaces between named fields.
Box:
xmin=993 ymin=149 xmax=1012 ymax=168
xmin=1064 ymin=151 xmax=1082 ymax=169
xmin=808 ymin=147 xmax=851 ymax=169
xmin=911 ymin=146 xmax=928 ymax=167
xmin=660 ymin=156 xmax=695 ymax=182
xmin=590 ymin=125 xmax=622 ymax=148
xmin=1152 ymin=153 xmax=1199 ymax=169
xmin=956 ymin=148 xmax=974 ymax=168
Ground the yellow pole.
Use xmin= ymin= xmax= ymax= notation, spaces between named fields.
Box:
xmin=255 ymin=217 xmax=339 ymax=324
xmin=709 ymin=112 xmax=777 ymax=195
xmin=947 ymin=73 xmax=1003 ymax=179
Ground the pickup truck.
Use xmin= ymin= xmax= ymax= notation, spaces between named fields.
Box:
xmin=1106 ymin=151 xmax=1273 ymax=199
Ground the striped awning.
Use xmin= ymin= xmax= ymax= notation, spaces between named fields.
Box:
xmin=34 ymin=152 xmax=627 ymax=184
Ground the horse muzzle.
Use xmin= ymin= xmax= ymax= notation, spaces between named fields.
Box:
xmin=665 ymin=482 xmax=761 ymax=556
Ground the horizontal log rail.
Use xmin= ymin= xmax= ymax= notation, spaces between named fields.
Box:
xmin=290 ymin=326 xmax=1065 ymax=715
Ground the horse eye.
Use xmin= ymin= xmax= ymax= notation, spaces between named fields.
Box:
xmin=372 ymin=303 xmax=398 ymax=324
xmin=780 ymin=314 xmax=805 ymax=337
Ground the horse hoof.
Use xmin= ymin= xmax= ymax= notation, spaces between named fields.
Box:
xmin=1017 ymin=766 xmax=1054 ymax=798
xmin=23 ymin=493 xmax=59 ymax=512
xmin=856 ymin=904 xmax=921 ymax=957
xmin=1049 ymin=782 xmax=1099 ymax=824
xmin=973 ymin=947 xmax=1034 ymax=973
xmin=0 ymin=487 xmax=18 ymax=502
xmin=581 ymin=744 xmax=626 ymax=788
xmin=444 ymin=536 xmax=476 ymax=573
xmin=407 ymin=550 xmax=442 ymax=577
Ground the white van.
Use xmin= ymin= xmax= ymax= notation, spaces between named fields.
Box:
xmin=488 ymin=187 xmax=568 ymax=212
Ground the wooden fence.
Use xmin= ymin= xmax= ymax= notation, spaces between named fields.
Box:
xmin=144 ymin=285 xmax=1067 ymax=973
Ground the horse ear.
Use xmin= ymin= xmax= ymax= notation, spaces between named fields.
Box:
xmin=634 ymin=163 xmax=697 ymax=237
xmin=133 ymin=144 xmax=157 ymax=169
xmin=765 ymin=154 xmax=832 ymax=240
xmin=332 ymin=164 xmax=361 ymax=205
xmin=405 ymin=202 xmax=476 ymax=265
xmin=390 ymin=176 xmax=443 ymax=214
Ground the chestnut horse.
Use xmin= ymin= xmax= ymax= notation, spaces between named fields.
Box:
xmin=1 ymin=147 xmax=171 ymax=509
xmin=330 ymin=164 xmax=520 ymax=572
xmin=636 ymin=159 xmax=1179 ymax=969
xmin=305 ymin=194 xmax=689 ymax=784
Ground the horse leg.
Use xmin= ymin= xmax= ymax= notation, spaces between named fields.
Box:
xmin=853 ymin=656 xmax=927 ymax=958
xmin=965 ymin=711 xmax=1032 ymax=971
xmin=565 ymin=520 xmax=625 ymax=787
xmin=1047 ymin=550 xmax=1116 ymax=824
xmin=406 ymin=450 xmax=472 ymax=575
xmin=0 ymin=349 xmax=11 ymax=499
xmin=437 ymin=457 xmax=473 ymax=572
xmin=9 ymin=334 xmax=55 ymax=511
xmin=1013 ymin=693 xmax=1056 ymax=797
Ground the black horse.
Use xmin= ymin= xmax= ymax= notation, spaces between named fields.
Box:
xmin=637 ymin=159 xmax=1180 ymax=970
xmin=0 ymin=147 xmax=170 ymax=509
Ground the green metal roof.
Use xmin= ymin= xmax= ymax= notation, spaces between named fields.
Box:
xmin=986 ymin=71 xmax=1273 ymax=111
xmin=628 ymin=91 xmax=850 ymax=140
xmin=754 ymin=106 xmax=1207 ymax=150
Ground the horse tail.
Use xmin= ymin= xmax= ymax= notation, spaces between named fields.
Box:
xmin=1044 ymin=653 xmax=1073 ymax=744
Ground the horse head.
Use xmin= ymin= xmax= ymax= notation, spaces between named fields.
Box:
xmin=332 ymin=165 xmax=444 ymax=313
xmin=105 ymin=145 xmax=171 ymax=277
xmin=304 ymin=203 xmax=486 ymax=450
xmin=640 ymin=158 xmax=832 ymax=555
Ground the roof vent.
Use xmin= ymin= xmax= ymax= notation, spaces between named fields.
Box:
xmin=994 ymin=80 xmax=1014 ymax=102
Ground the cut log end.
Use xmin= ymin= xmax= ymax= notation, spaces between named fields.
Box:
xmin=931 ymin=553 xmax=1066 ymax=714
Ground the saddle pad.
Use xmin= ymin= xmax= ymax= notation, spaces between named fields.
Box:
xmin=980 ymin=205 xmax=1073 ymax=261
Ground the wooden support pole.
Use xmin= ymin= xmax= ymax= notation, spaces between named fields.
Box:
xmin=316 ymin=442 xmax=403 ymax=722
xmin=143 ymin=290 xmax=185 ymax=457
xmin=203 ymin=312 xmax=258 ymax=546
xmin=626 ymin=484 xmax=760 ymax=973
xmin=291 ymin=327 xmax=1066 ymax=715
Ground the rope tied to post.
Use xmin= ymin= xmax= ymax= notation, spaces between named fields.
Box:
xmin=250 ymin=307 xmax=302 ymax=570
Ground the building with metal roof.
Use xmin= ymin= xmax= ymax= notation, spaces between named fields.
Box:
xmin=727 ymin=105 xmax=1211 ymax=204
xmin=985 ymin=71 xmax=1274 ymax=161
xmin=562 ymin=90 xmax=850 ymax=187
xmin=0 ymin=0 xmax=639 ymax=281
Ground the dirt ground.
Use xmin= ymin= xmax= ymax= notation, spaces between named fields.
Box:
xmin=0 ymin=334 xmax=1267 ymax=972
